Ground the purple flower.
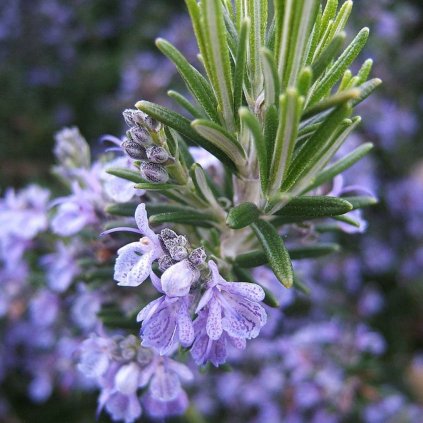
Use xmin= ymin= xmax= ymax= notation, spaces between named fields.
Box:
xmin=191 ymin=260 xmax=267 ymax=366
xmin=137 ymin=290 xmax=194 ymax=355
xmin=113 ymin=203 xmax=164 ymax=287
xmin=102 ymin=391 xmax=142 ymax=423
xmin=143 ymin=356 xmax=192 ymax=418
xmin=41 ymin=241 xmax=80 ymax=292
xmin=190 ymin=310 xmax=246 ymax=367
xmin=51 ymin=182 xmax=99 ymax=236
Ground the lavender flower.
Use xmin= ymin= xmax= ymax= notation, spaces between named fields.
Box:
xmin=137 ymin=286 xmax=194 ymax=355
xmin=113 ymin=203 xmax=164 ymax=287
xmin=192 ymin=260 xmax=267 ymax=366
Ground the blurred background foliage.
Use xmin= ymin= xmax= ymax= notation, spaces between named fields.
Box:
xmin=2 ymin=0 xmax=423 ymax=421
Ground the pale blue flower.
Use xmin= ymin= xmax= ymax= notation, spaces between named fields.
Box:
xmin=137 ymin=290 xmax=194 ymax=355
xmin=113 ymin=203 xmax=164 ymax=287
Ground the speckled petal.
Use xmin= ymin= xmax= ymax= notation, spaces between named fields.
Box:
xmin=141 ymin=305 xmax=177 ymax=355
xmin=177 ymin=300 xmax=194 ymax=347
xmin=206 ymin=299 xmax=223 ymax=340
xmin=114 ymin=242 xmax=143 ymax=284
xmin=135 ymin=203 xmax=156 ymax=239
xmin=221 ymin=281 xmax=265 ymax=302
xmin=125 ymin=251 xmax=153 ymax=286
xmin=221 ymin=296 xmax=267 ymax=339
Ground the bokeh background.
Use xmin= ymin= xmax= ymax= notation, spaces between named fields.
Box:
xmin=1 ymin=0 xmax=423 ymax=421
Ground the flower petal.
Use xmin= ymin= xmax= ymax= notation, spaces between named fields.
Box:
xmin=221 ymin=282 xmax=265 ymax=301
xmin=125 ymin=251 xmax=153 ymax=286
xmin=114 ymin=242 xmax=143 ymax=284
xmin=161 ymin=260 xmax=199 ymax=297
xmin=177 ymin=300 xmax=194 ymax=347
xmin=195 ymin=287 xmax=214 ymax=313
xmin=221 ymin=281 xmax=265 ymax=302
xmin=206 ymin=298 xmax=223 ymax=340
xmin=149 ymin=367 xmax=181 ymax=402
xmin=115 ymin=362 xmax=141 ymax=395
xmin=137 ymin=296 xmax=164 ymax=323
xmin=221 ymin=296 xmax=267 ymax=339
xmin=135 ymin=203 xmax=156 ymax=239
xmin=141 ymin=305 xmax=177 ymax=355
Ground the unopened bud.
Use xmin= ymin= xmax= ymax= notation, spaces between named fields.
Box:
xmin=123 ymin=109 xmax=146 ymax=127
xmin=140 ymin=161 xmax=169 ymax=183
xmin=144 ymin=116 xmax=162 ymax=132
xmin=158 ymin=255 xmax=175 ymax=272
xmin=169 ymin=245 xmax=188 ymax=261
xmin=146 ymin=145 xmax=170 ymax=164
xmin=121 ymin=140 xmax=147 ymax=160
xmin=126 ymin=127 xmax=152 ymax=146
xmin=189 ymin=248 xmax=207 ymax=266
xmin=160 ymin=228 xmax=178 ymax=241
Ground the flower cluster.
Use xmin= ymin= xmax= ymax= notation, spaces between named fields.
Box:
xmin=122 ymin=109 xmax=173 ymax=183
xmin=78 ymin=333 xmax=192 ymax=422
xmin=108 ymin=203 xmax=267 ymax=367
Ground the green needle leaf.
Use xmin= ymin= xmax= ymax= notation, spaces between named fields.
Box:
xmin=233 ymin=18 xmax=250 ymax=127
xmin=251 ymin=219 xmax=294 ymax=288
xmin=150 ymin=210 xmax=217 ymax=227
xmin=269 ymin=90 xmax=304 ymax=194
xmin=106 ymin=167 xmax=145 ymax=184
xmin=239 ymin=107 xmax=268 ymax=192
xmin=304 ymin=142 xmax=374 ymax=192
xmin=226 ymin=202 xmax=261 ymax=229
xmin=308 ymin=27 xmax=369 ymax=105
xmin=201 ymin=0 xmax=235 ymax=130
xmin=274 ymin=195 xmax=353 ymax=223
xmin=191 ymin=119 xmax=246 ymax=169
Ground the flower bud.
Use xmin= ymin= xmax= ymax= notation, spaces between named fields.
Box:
xmin=123 ymin=109 xmax=146 ymax=127
xmin=158 ymin=255 xmax=175 ymax=272
xmin=140 ymin=161 xmax=169 ymax=183
xmin=160 ymin=228 xmax=178 ymax=241
xmin=189 ymin=247 xmax=207 ymax=266
xmin=146 ymin=145 xmax=170 ymax=164
xmin=121 ymin=140 xmax=147 ymax=160
xmin=144 ymin=115 xmax=162 ymax=132
xmin=169 ymin=245 xmax=188 ymax=261
xmin=126 ymin=127 xmax=152 ymax=146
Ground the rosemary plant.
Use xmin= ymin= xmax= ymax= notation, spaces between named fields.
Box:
xmin=108 ymin=0 xmax=379 ymax=290
xmin=91 ymin=0 xmax=381 ymax=418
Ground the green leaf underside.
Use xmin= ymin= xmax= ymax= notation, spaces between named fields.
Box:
xmin=226 ymin=202 xmax=261 ymax=229
xmin=251 ymin=219 xmax=294 ymax=288
xmin=272 ymin=195 xmax=353 ymax=224
xmin=106 ymin=168 xmax=145 ymax=184
xmin=150 ymin=211 xmax=217 ymax=227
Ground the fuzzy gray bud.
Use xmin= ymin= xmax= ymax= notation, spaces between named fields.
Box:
xmin=169 ymin=245 xmax=188 ymax=261
xmin=126 ymin=127 xmax=152 ymax=146
xmin=140 ymin=161 xmax=169 ymax=183
xmin=123 ymin=109 xmax=146 ymax=127
xmin=160 ymin=228 xmax=178 ymax=241
xmin=158 ymin=255 xmax=175 ymax=272
xmin=146 ymin=145 xmax=170 ymax=164
xmin=188 ymin=247 xmax=207 ymax=266
xmin=121 ymin=140 xmax=147 ymax=160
